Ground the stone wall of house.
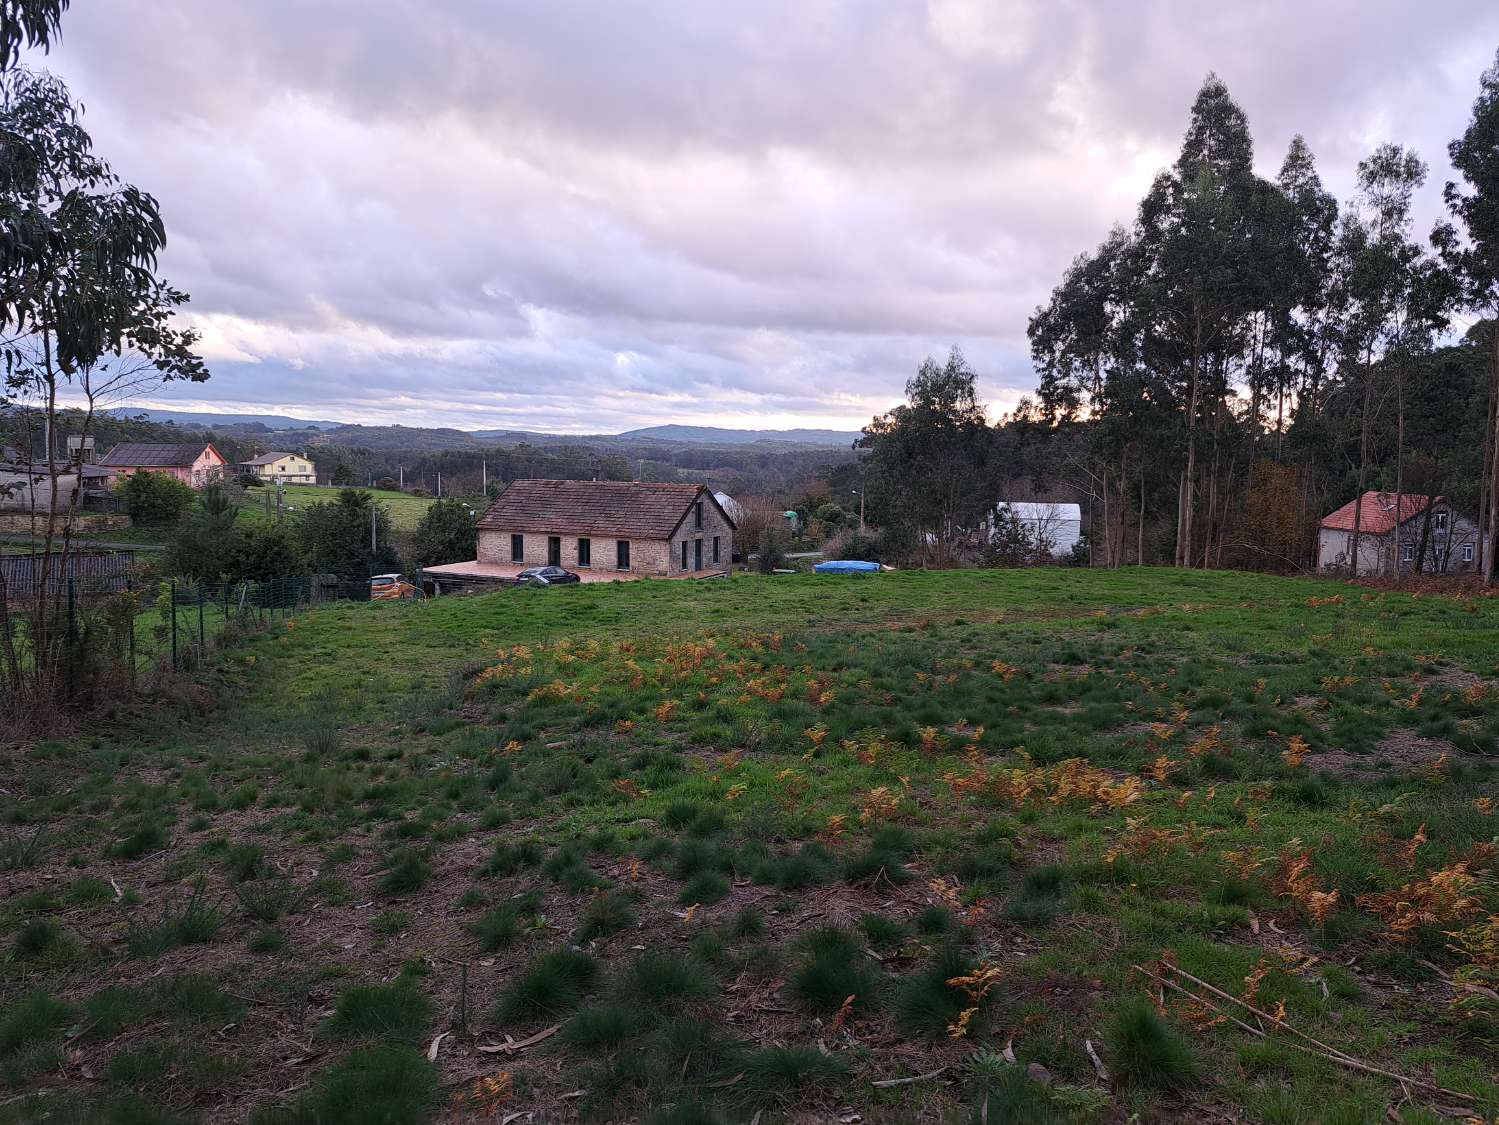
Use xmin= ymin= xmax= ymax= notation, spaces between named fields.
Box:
xmin=666 ymin=495 xmax=734 ymax=575
xmin=478 ymin=528 xmax=674 ymax=576
xmin=1319 ymin=506 xmax=1490 ymax=575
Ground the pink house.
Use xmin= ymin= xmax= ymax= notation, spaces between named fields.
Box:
xmin=99 ymin=442 xmax=228 ymax=489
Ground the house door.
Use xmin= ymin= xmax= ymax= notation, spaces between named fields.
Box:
xmin=548 ymin=536 xmax=561 ymax=566
xmin=693 ymin=538 xmax=702 ymax=571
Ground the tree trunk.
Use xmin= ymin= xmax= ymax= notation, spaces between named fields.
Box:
xmin=1350 ymin=351 xmax=1376 ymax=579
xmin=1487 ymin=321 xmax=1499 ymax=585
xmin=1392 ymin=369 xmax=1404 ymax=582
xmin=1178 ymin=321 xmax=1203 ymax=568
xmin=1137 ymin=462 xmax=1145 ymax=566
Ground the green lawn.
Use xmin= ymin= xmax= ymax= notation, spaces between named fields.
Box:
xmin=3 ymin=568 xmax=1498 ymax=1123
xmin=237 ymin=483 xmax=451 ymax=531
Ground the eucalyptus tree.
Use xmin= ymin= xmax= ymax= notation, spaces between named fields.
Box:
xmin=857 ymin=348 xmax=991 ymax=564
xmin=1128 ymin=76 xmax=1274 ymax=566
xmin=0 ymin=48 xmax=205 ymax=710
xmin=1436 ymin=48 xmax=1499 ymax=583
xmin=1 ymin=0 xmax=67 ymax=66
xmin=1329 ymin=145 xmax=1449 ymax=576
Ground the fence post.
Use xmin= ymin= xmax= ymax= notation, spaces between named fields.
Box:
xmin=66 ymin=577 xmax=77 ymax=699
xmin=127 ymin=574 xmax=136 ymax=692
xmin=170 ymin=580 xmax=178 ymax=671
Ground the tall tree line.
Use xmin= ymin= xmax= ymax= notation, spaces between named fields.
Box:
xmin=1027 ymin=58 xmax=1499 ymax=581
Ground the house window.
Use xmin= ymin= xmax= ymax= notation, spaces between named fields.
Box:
xmin=694 ymin=538 xmax=703 ymax=570
xmin=1401 ymin=542 xmax=1415 ymax=563
xmin=1462 ymin=543 xmax=1474 ymax=563
xmin=694 ymin=500 xmax=704 ymax=529
xmin=1434 ymin=510 xmax=1448 ymax=531
xmin=510 ymin=534 xmax=524 ymax=563
xmin=616 ymin=540 xmax=630 ymax=570
xmin=712 ymin=536 xmax=720 ymax=564
xmin=681 ymin=540 xmax=688 ymax=569
xmin=577 ymin=538 xmax=591 ymax=567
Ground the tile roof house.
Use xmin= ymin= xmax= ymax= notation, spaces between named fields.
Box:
xmin=239 ymin=451 xmax=316 ymax=484
xmin=1316 ymin=491 xmax=1487 ymax=575
xmin=99 ymin=442 xmax=227 ymax=489
xmin=420 ymin=479 xmax=736 ymax=590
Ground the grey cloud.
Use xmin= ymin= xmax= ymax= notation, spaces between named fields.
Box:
xmin=33 ymin=1 xmax=1499 ymax=431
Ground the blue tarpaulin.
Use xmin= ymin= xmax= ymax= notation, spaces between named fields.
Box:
xmin=813 ymin=560 xmax=880 ymax=574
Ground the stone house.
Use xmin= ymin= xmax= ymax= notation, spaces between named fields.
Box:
xmin=476 ymin=479 xmax=735 ymax=577
xmin=1316 ymin=491 xmax=1487 ymax=575
xmin=239 ymin=451 xmax=317 ymax=484
xmin=99 ymin=442 xmax=227 ymax=488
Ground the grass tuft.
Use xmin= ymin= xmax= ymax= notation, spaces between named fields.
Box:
xmin=323 ymin=980 xmax=433 ymax=1045
xmin=1104 ymin=996 xmax=1198 ymax=1089
xmin=495 ymin=947 xmax=601 ymax=1023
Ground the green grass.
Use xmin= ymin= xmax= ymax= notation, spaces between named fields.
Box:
xmin=11 ymin=567 xmax=1499 ymax=1121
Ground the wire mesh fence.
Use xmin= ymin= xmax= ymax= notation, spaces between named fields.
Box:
xmin=0 ymin=563 xmax=373 ymax=723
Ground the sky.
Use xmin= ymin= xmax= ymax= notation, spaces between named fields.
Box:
xmin=32 ymin=1 xmax=1499 ymax=434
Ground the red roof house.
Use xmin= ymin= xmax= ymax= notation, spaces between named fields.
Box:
xmin=1316 ymin=491 xmax=1484 ymax=575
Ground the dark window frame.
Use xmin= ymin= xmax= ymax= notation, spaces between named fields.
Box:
xmin=712 ymin=535 xmax=720 ymax=563
xmin=616 ymin=540 xmax=630 ymax=571
xmin=681 ymin=540 xmax=688 ymax=569
xmin=577 ymin=537 xmax=591 ymax=567
xmin=510 ymin=534 xmax=524 ymax=563
xmin=694 ymin=500 xmax=704 ymax=529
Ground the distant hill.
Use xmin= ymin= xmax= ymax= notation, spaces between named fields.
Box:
xmin=109 ymin=409 xmax=343 ymax=431
xmin=614 ymin=425 xmax=858 ymax=446
xmin=113 ymin=409 xmax=860 ymax=449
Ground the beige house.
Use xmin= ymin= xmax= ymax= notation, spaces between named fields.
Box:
xmin=475 ymin=479 xmax=735 ymax=578
xmin=240 ymin=451 xmax=316 ymax=484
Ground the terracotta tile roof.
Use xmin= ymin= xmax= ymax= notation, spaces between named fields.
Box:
xmin=478 ymin=479 xmax=727 ymax=539
xmin=100 ymin=442 xmax=221 ymax=469
xmin=1320 ymin=491 xmax=1434 ymax=534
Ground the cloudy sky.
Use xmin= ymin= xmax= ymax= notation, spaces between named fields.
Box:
xmin=34 ymin=1 xmax=1499 ymax=433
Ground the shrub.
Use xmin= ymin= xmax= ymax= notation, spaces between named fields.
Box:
xmin=109 ymin=821 xmax=170 ymax=861
xmin=0 ymin=991 xmax=75 ymax=1085
xmin=324 ymin=981 xmax=433 ymax=1045
xmin=618 ymin=953 xmax=714 ymax=1009
xmin=251 ymin=1046 xmax=439 ymax=1125
xmin=120 ymin=470 xmax=195 ymax=525
xmin=679 ymin=871 xmax=731 ymax=906
xmin=378 ymin=849 xmax=431 ymax=896
xmin=561 ymin=1003 xmax=641 ymax=1048
xmin=576 ymin=890 xmax=637 ymax=942
xmin=495 ymin=947 xmax=601 ymax=1023
xmin=895 ymin=945 xmax=977 ymax=1037
xmin=1104 ymin=996 xmax=1197 ymax=1089
xmin=125 ymin=879 xmax=224 ymax=956
xmin=738 ymin=1044 xmax=848 ymax=1106
xmin=788 ymin=929 xmax=880 ymax=1015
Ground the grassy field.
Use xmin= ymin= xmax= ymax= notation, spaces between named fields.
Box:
xmin=3 ymin=568 xmax=1499 ymax=1124
xmin=236 ymin=484 xmax=446 ymax=532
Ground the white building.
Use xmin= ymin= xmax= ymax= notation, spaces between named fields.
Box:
xmin=988 ymin=501 xmax=1082 ymax=559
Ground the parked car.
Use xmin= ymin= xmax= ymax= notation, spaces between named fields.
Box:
xmin=513 ymin=566 xmax=581 ymax=587
xmin=370 ymin=573 xmax=420 ymax=600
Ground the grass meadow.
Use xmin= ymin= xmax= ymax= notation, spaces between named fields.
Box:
xmin=3 ymin=568 xmax=1499 ymax=1123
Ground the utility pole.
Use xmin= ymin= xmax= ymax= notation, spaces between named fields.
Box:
xmin=481 ymin=459 xmax=487 ymax=494
xmin=437 ymin=471 xmax=442 ymax=498
xmin=370 ymin=498 xmax=377 ymax=555
xmin=399 ymin=465 xmax=404 ymax=490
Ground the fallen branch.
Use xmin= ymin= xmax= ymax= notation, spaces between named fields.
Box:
xmin=476 ymin=1023 xmax=560 ymax=1055
xmin=1134 ymin=964 xmax=1476 ymax=1104
xmin=871 ymin=1066 xmax=946 ymax=1089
